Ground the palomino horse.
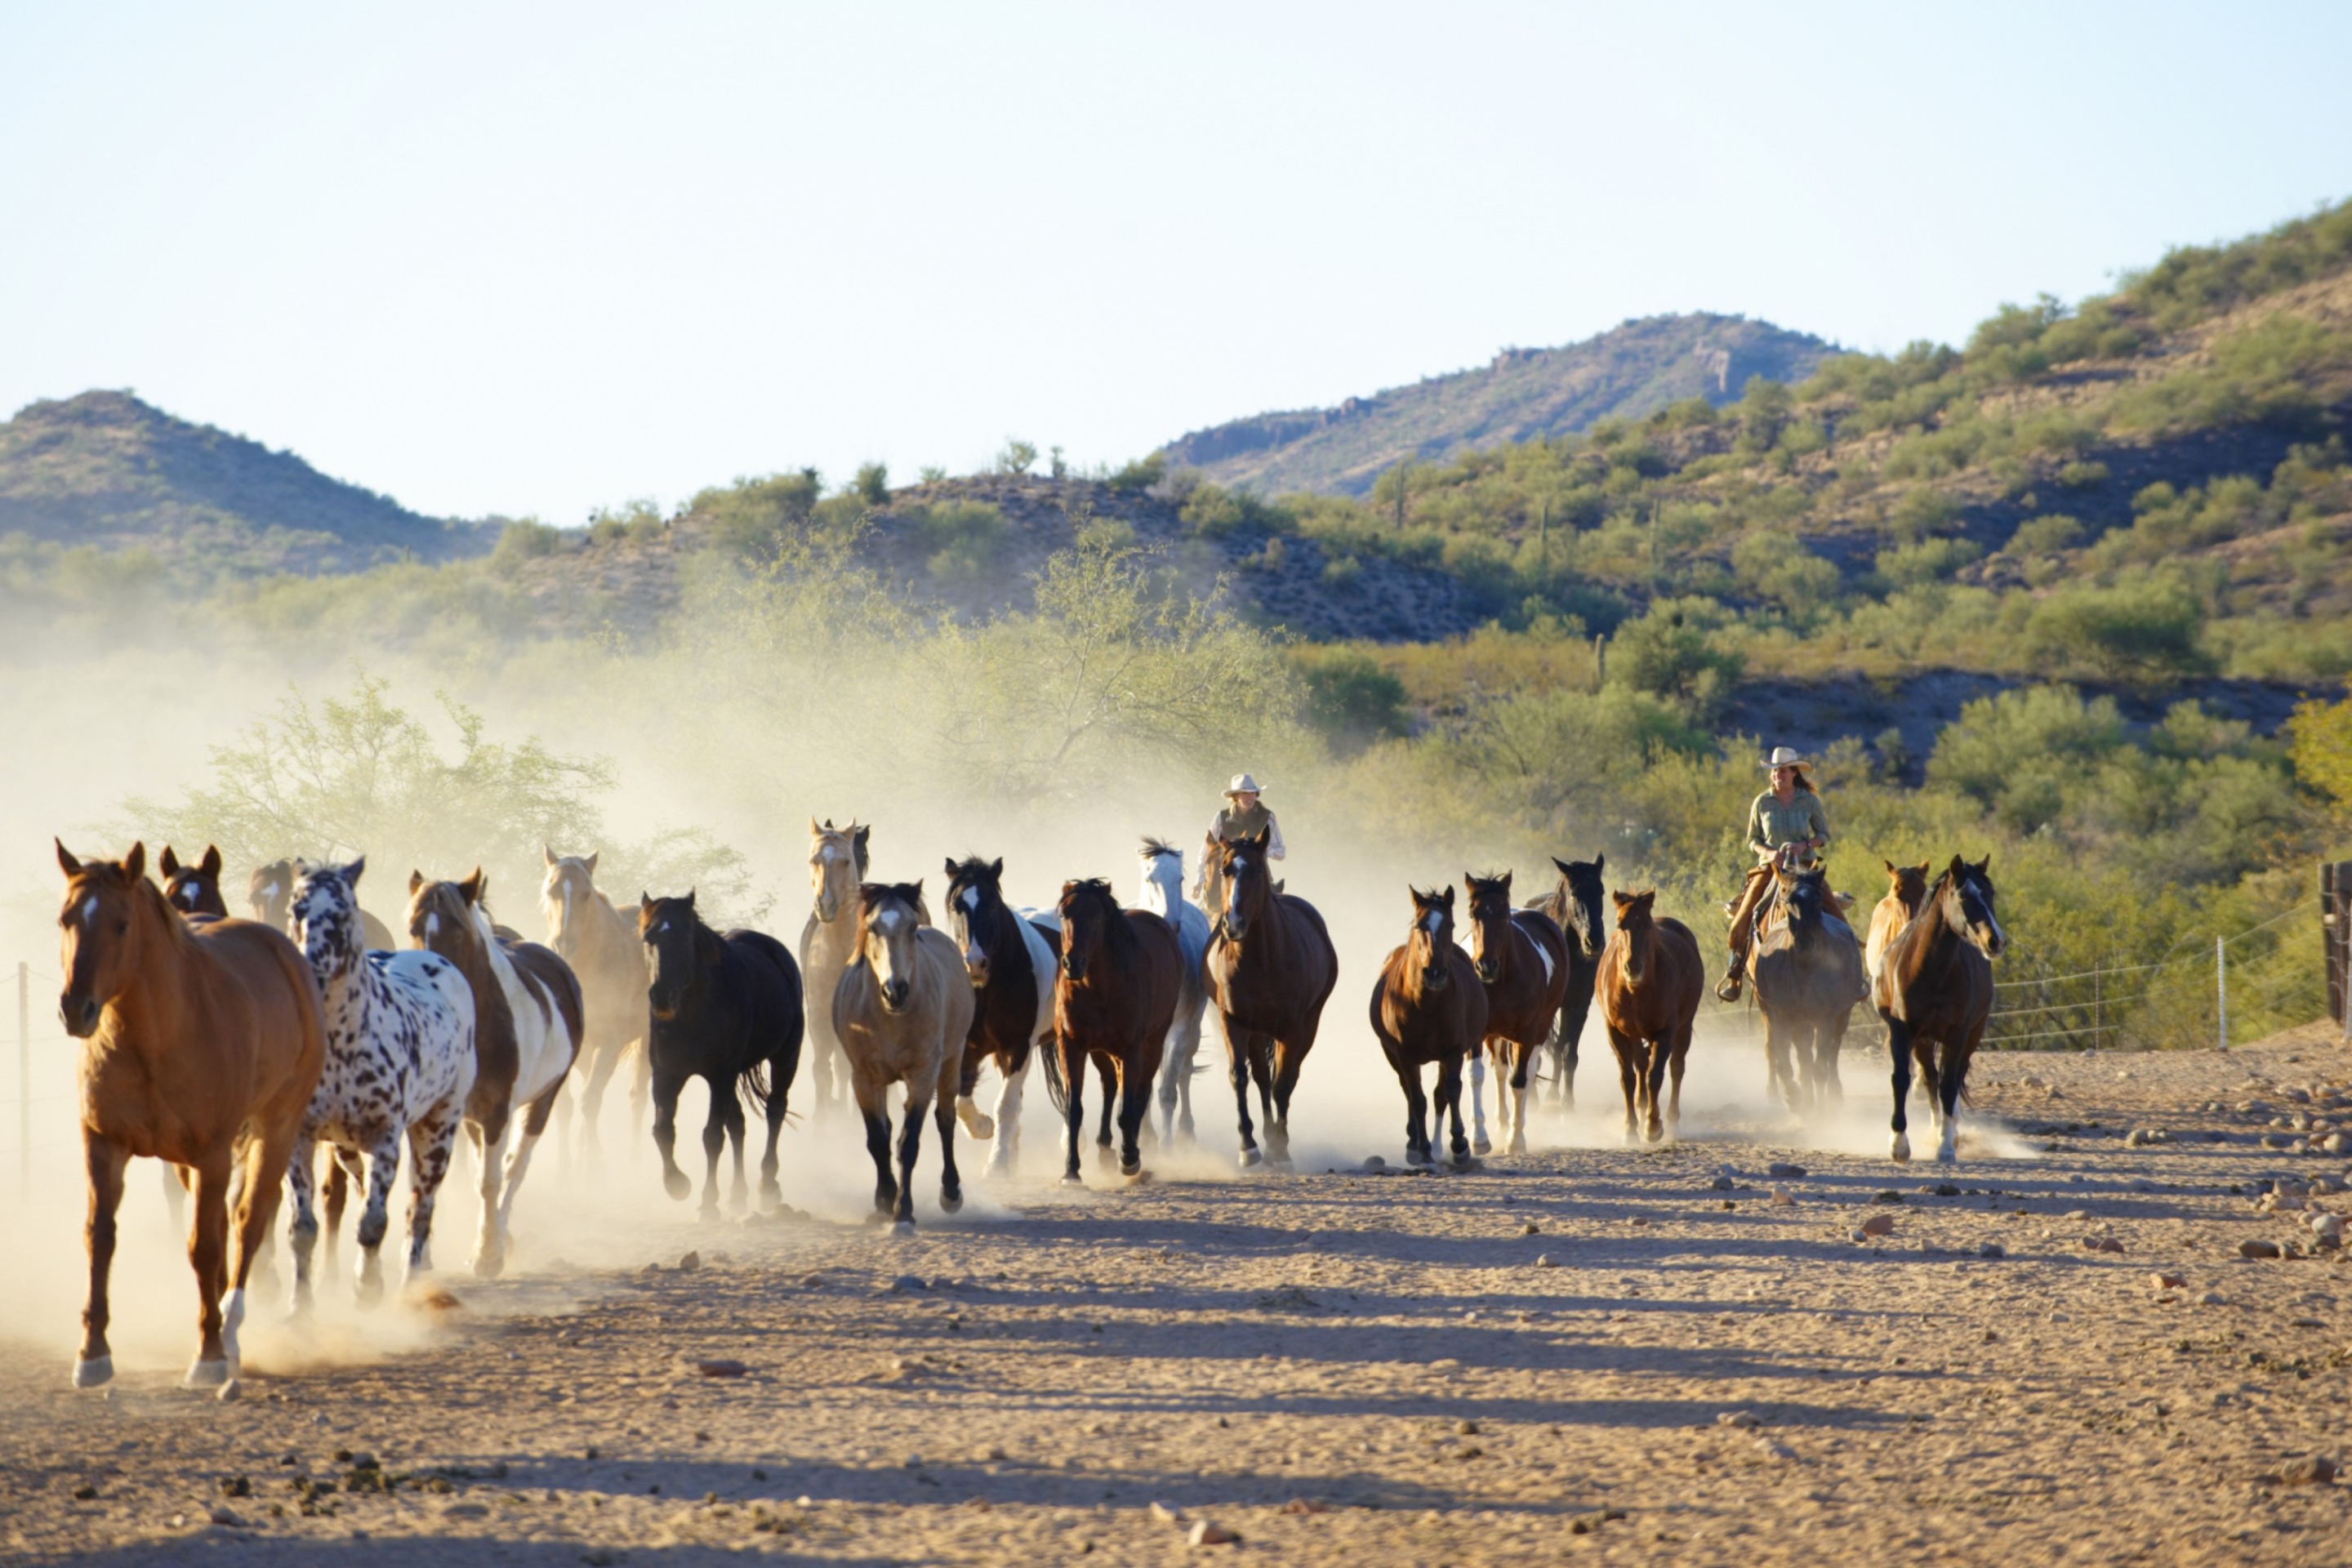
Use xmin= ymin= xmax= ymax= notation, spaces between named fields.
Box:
xmin=409 ymin=871 xmax=585 ymax=1276
xmin=943 ymin=855 xmax=1057 ymax=1178
xmin=798 ymin=820 xmax=870 ymax=1121
xmin=541 ymin=849 xmax=650 ymax=1160
xmin=1137 ymin=838 xmax=1213 ymax=1145
xmin=1529 ymin=853 xmax=1606 ymax=1110
xmin=1865 ymin=859 xmax=1931 ymax=987
xmin=1202 ymin=829 xmax=1339 ymax=1168
xmin=252 ymin=857 xmax=398 ymax=953
xmin=1597 ymin=890 xmax=1702 ymax=1144
xmin=287 ymin=859 xmax=477 ymax=1307
xmin=159 ymin=844 xmax=229 ymax=918
xmin=1461 ymin=871 xmax=1568 ymax=1156
xmin=1047 ymin=879 xmax=1182 ymax=1182
xmin=1370 ymin=886 xmax=1488 ymax=1167
xmin=1875 ymin=856 xmax=2005 ymax=1163
xmin=639 ymin=892 xmax=804 ymax=1214
xmin=55 ymin=841 xmax=323 ymax=1389
xmin=1749 ymin=863 xmax=1864 ymax=1117
xmin=833 ymin=882 xmax=974 ymax=1229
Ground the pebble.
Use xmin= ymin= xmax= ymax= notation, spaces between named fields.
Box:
xmin=1363 ymin=1156 xmax=1387 ymax=1170
xmin=1754 ymin=1439 xmax=1797 ymax=1463
xmin=1767 ymin=1162 xmax=1807 ymax=1179
xmin=2200 ymin=1290 xmax=2226 ymax=1305
xmin=2239 ymin=1240 xmax=2283 ymax=1259
xmin=694 ymin=1359 xmax=748 ymax=1379
xmin=207 ymin=1506 xmax=242 ymax=1526
xmin=1978 ymin=1242 xmax=2005 ymax=1258
xmin=890 ymin=1274 xmax=928 ymax=1293
xmin=2151 ymin=1272 xmax=2186 ymax=1290
xmin=216 ymin=1379 xmax=242 ymax=1404
xmin=1151 ymin=1501 xmax=1183 ymax=1525
xmin=1534 ymin=1254 xmax=1556 ymax=1268
xmin=2083 ymin=1236 xmax=2124 ymax=1254
xmin=1717 ymin=1410 xmax=1762 ymax=1428
xmin=1521 ymin=1220 xmax=1542 ymax=1235
xmin=2281 ymin=1455 xmax=2339 ymax=1486
xmin=1709 ymin=1175 xmax=1735 ymax=1192
xmin=678 ymin=1251 xmax=701 ymax=1272
xmin=1770 ymin=1187 xmax=1794 ymax=1207
xmin=1858 ymin=1214 xmax=1895 ymax=1237
xmin=1188 ymin=1519 xmax=1241 ymax=1546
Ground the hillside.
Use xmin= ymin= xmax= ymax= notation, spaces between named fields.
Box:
xmin=1159 ymin=313 xmax=1837 ymax=496
xmin=0 ymin=390 xmax=491 ymax=577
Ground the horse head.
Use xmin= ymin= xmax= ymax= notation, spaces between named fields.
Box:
xmin=1946 ymin=854 xmax=2005 ymax=958
xmin=945 ymin=855 xmax=1007 ymax=989
xmin=1463 ymin=871 xmax=1515 ymax=983
xmin=1775 ymin=863 xmax=1829 ymax=936
xmin=809 ymin=818 xmax=868 ymax=925
xmin=248 ymin=858 xmax=296 ymax=930
xmin=541 ymin=846 xmax=602 ymax=956
xmin=290 ymin=857 xmax=370 ymax=983
xmin=1058 ymin=878 xmax=1121 ymax=984
xmin=158 ymin=844 xmax=226 ymax=919
xmin=1137 ymin=836 xmax=1185 ymax=919
xmin=1883 ymin=858 xmax=1931 ymax=916
xmin=55 ymin=840 xmax=171 ymax=1038
xmin=408 ymin=868 xmax=491 ymax=970
xmin=1214 ymin=829 xmax=1274 ymax=941
xmin=1611 ymin=889 xmax=1659 ymax=982
xmin=639 ymin=889 xmax=715 ymax=1021
xmin=854 ymin=881 xmax=925 ymax=1013
xmin=1407 ymin=885 xmax=1456 ymax=992
xmin=1551 ymin=853 xmax=1606 ymax=960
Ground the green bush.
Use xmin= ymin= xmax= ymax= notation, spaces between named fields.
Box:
xmin=853 ymin=462 xmax=890 ymax=505
xmin=1292 ymin=647 xmax=1409 ymax=746
xmin=490 ymin=518 xmax=561 ymax=570
xmin=2021 ymin=575 xmax=2208 ymax=683
xmin=1107 ymin=452 xmax=1167 ymax=493
xmin=1877 ymin=537 xmax=1982 ymax=587
xmin=913 ymin=501 xmax=1009 ymax=581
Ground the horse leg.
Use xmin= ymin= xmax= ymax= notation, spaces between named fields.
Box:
xmin=222 ymin=1126 xmax=288 ymax=1378
xmin=1154 ymin=1031 xmax=1182 ymax=1147
xmin=1505 ymin=1042 xmax=1530 ymax=1155
xmin=1249 ymin=1036 xmax=1285 ymax=1167
xmin=1094 ymin=1054 xmax=1119 ymax=1170
xmin=1438 ymin=1053 xmax=1471 ymax=1166
xmin=1216 ymin=1009 xmax=1261 ymax=1169
xmin=1176 ymin=1010 xmax=1200 ymax=1143
xmin=1666 ymin=1027 xmax=1691 ymax=1141
xmin=1268 ymin=1037 xmax=1307 ymax=1167
xmin=1117 ymin=1054 xmax=1152 ymax=1178
xmin=1639 ymin=1037 xmax=1670 ymax=1144
xmin=721 ymin=1080 xmax=750 ymax=1214
xmin=759 ymin=1054 xmax=791 ymax=1211
xmin=698 ymin=1080 xmax=731 ymax=1219
xmin=1823 ymin=1013 xmax=1847 ymax=1110
xmin=402 ymin=1097 xmax=464 ymax=1291
xmin=1886 ymin=1018 xmax=1915 ymax=1163
xmin=986 ymin=1049 xmax=1026 ymax=1179
xmin=954 ymin=1045 xmax=994 ymax=1141
xmin=73 ymin=1134 xmax=131 ymax=1388
xmin=176 ymin=1149 xmax=235 ymax=1386
xmin=162 ymin=1162 xmax=187 ymax=1236
xmin=857 ymin=1078 xmax=897 ymax=1216
xmin=651 ymin=1069 xmax=693 ymax=1201
xmin=892 ymin=1087 xmax=928 ymax=1231
xmin=469 ymin=1109 xmax=511 ymax=1281
xmin=319 ymin=1152 xmax=349 ymax=1284
xmin=1392 ymin=1053 xmax=1429 ymax=1165
xmin=1936 ymin=1040 xmax=1971 ymax=1164
xmin=577 ymin=1036 xmax=623 ymax=1164
xmin=285 ymin=1135 xmax=320 ymax=1318
xmin=1466 ymin=1045 xmax=1491 ymax=1155
xmin=1058 ymin=1035 xmax=1089 ymax=1186
xmin=628 ymin=1036 xmax=653 ymax=1151
xmin=353 ymin=1128 xmax=404 ymax=1308
xmin=497 ymin=1085 xmax=563 ymax=1259
xmin=933 ymin=1054 xmax=965 ymax=1213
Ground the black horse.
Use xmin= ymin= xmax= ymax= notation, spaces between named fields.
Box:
xmin=1528 ymin=853 xmax=1607 ymax=1109
xmin=637 ymin=891 xmax=804 ymax=1216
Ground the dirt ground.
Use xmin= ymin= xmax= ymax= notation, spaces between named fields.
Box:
xmin=2 ymin=1023 xmax=2349 ymax=1567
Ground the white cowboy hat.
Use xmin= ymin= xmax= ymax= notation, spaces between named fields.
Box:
xmin=1763 ymin=746 xmax=1809 ymax=769
xmin=1225 ymin=773 xmax=1263 ymax=796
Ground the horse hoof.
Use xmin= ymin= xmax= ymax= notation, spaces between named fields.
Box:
xmin=1890 ymin=1134 xmax=1912 ymax=1163
xmin=1238 ymin=1147 xmax=1263 ymax=1169
xmin=983 ymin=1159 xmax=1013 ymax=1181
xmin=354 ymin=1279 xmax=384 ymax=1312
xmin=662 ymin=1171 xmax=692 ymax=1201
xmin=891 ymin=1220 xmax=916 ymax=1238
xmin=1120 ymin=1159 xmax=1142 ymax=1178
xmin=940 ymin=1190 xmax=964 ymax=1214
xmin=185 ymin=1356 xmax=231 ymax=1390
xmin=960 ymin=1110 xmax=996 ymax=1140
xmin=471 ymin=1251 xmax=506 ymax=1281
xmin=71 ymin=1356 xmax=114 ymax=1389
xmin=1059 ymin=1174 xmax=1085 ymax=1187
xmin=1450 ymin=1150 xmax=1472 ymax=1169
xmin=1471 ymin=1136 xmax=1491 ymax=1156
xmin=1405 ymin=1147 xmax=1432 ymax=1166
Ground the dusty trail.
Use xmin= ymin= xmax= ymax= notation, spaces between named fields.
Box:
xmin=2 ymin=1030 xmax=2349 ymax=1565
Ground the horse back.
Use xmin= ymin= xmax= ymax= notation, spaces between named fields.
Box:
xmin=506 ymin=939 xmax=587 ymax=1060
xmin=722 ymin=929 xmax=806 ymax=1052
xmin=1121 ymin=906 xmax=1185 ymax=1044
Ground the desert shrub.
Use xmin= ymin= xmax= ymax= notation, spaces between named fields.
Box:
xmin=1179 ymin=482 xmax=1288 ymax=538
xmin=1606 ymin=599 xmax=1743 ymax=718
xmin=490 ymin=518 xmax=561 ymax=571
xmin=1877 ymin=537 xmax=1983 ymax=587
xmin=853 ymin=462 xmax=890 ymax=505
xmin=1731 ymin=530 xmax=1843 ymax=618
xmin=912 ymin=501 xmax=1009 ymax=581
xmin=688 ymin=473 xmax=820 ymax=556
xmin=1291 ymin=646 xmax=1409 ymax=747
xmin=993 ymin=439 xmax=1040 ymax=475
xmin=2003 ymin=514 xmax=2086 ymax=556
xmin=2056 ymin=461 xmax=2109 ymax=489
xmin=2021 ymin=575 xmax=2208 ymax=683
xmin=1107 ymin=452 xmax=1167 ymax=493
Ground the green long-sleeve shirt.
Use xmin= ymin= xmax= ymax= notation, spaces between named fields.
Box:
xmin=1747 ymin=788 xmax=1829 ymax=866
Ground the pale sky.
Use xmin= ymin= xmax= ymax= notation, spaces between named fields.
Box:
xmin=6 ymin=3 xmax=2349 ymax=523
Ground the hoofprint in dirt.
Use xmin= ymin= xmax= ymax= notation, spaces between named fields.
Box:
xmin=2 ymin=1036 xmax=2350 ymax=1566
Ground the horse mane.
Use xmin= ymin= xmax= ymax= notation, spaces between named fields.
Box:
xmin=1061 ymin=877 xmax=1120 ymax=913
xmin=944 ymin=856 xmax=1000 ymax=892
xmin=1138 ymin=836 xmax=1179 ymax=862
xmin=858 ymin=881 xmax=924 ymax=915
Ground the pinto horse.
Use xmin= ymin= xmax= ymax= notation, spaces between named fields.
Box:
xmin=158 ymin=844 xmax=229 ymax=919
xmin=1370 ymin=886 xmax=1487 ymax=1167
xmin=1528 ymin=854 xmax=1606 ymax=1110
xmin=542 ymin=849 xmax=650 ymax=1160
xmin=1876 ymin=856 xmax=2004 ymax=1164
xmin=943 ymin=855 xmax=1057 ymax=1178
xmin=1864 ymin=859 xmax=1931 ymax=987
xmin=1750 ymin=864 xmax=1864 ymax=1117
xmin=1046 ymin=879 xmax=1181 ymax=1182
xmin=1202 ymin=829 xmax=1339 ymax=1168
xmin=798 ymin=820 xmax=870 ymax=1122
xmin=833 ymin=882 xmax=974 ymax=1229
xmin=639 ymin=892 xmax=804 ymax=1214
xmin=55 ymin=841 xmax=323 ymax=1389
xmin=1597 ymin=890 xmax=1702 ymax=1144
xmin=1461 ymin=871 xmax=1568 ymax=1156
xmin=1137 ymin=839 xmax=1214 ymax=1145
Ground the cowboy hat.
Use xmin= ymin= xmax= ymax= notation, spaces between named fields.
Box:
xmin=1763 ymin=746 xmax=1809 ymax=769
xmin=1225 ymin=773 xmax=1263 ymax=796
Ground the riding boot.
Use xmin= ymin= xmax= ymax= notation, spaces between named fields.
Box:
xmin=1714 ymin=950 xmax=1744 ymax=1003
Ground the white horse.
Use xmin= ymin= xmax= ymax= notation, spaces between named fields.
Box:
xmin=1137 ymin=839 xmax=1213 ymax=1144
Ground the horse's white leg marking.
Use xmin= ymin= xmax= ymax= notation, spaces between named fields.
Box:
xmin=1937 ymin=1108 xmax=1960 ymax=1164
xmin=497 ymin=1123 xmax=547 ymax=1252
xmin=1468 ymin=1049 xmax=1490 ymax=1154
xmin=216 ymin=1287 xmax=247 ymax=1376
xmin=1507 ymin=1071 xmax=1528 ymax=1154
xmin=956 ymin=1091 xmax=994 ymax=1140
xmin=1891 ymin=1129 xmax=1912 ymax=1162
xmin=987 ymin=1059 xmax=1025 ymax=1178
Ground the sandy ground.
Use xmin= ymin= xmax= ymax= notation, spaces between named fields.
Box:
xmin=2 ymin=1018 xmax=2349 ymax=1566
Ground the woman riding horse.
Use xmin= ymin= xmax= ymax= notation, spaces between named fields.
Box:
xmin=1194 ymin=773 xmax=1286 ymax=910
xmin=1717 ymin=746 xmax=1833 ymax=1003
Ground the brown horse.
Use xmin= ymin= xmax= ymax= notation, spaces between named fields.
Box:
xmin=1749 ymin=863 xmax=1864 ymax=1117
xmin=1046 ymin=879 xmax=1181 ymax=1182
xmin=1461 ymin=871 xmax=1568 ymax=1156
xmin=1875 ymin=856 xmax=2004 ymax=1163
xmin=832 ymin=882 xmax=973 ymax=1229
xmin=1864 ymin=859 xmax=1931 ymax=987
xmin=158 ymin=844 xmax=229 ymax=918
xmin=1202 ymin=829 xmax=1339 ymax=1168
xmin=55 ymin=841 xmax=324 ymax=1388
xmin=541 ymin=849 xmax=649 ymax=1160
xmin=1528 ymin=853 xmax=1606 ymax=1110
xmin=1370 ymin=887 xmax=1488 ymax=1167
xmin=1596 ymin=890 xmax=1702 ymax=1144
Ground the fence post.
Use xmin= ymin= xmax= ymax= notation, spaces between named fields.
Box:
xmin=2216 ymin=935 xmax=2227 ymax=1052
xmin=16 ymin=961 xmax=26 ymax=1194
xmin=2092 ymin=967 xmax=2102 ymax=1051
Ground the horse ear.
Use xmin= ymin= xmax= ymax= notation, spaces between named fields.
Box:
xmin=342 ymin=856 xmax=365 ymax=889
xmin=160 ymin=845 xmax=183 ymax=878
xmin=544 ymin=845 xmax=558 ymax=867
xmin=1442 ymin=884 xmax=1455 ymax=907
xmin=585 ymin=851 xmax=599 ymax=875
xmin=1551 ymin=856 xmax=1573 ymax=877
xmin=409 ymin=870 xmax=425 ymax=894
xmin=990 ymin=858 xmax=1003 ymax=879
xmin=685 ymin=888 xmax=697 ymax=907
xmin=639 ymin=893 xmax=653 ymax=918
xmin=1914 ymin=860 xmax=1931 ymax=876
xmin=1499 ymin=871 xmax=1513 ymax=893
xmin=1250 ymin=827 xmax=1271 ymax=849
xmin=811 ymin=817 xmax=822 ymax=836
xmin=853 ymin=825 xmax=871 ymax=859
xmin=1593 ymin=853 xmax=1604 ymax=875
xmin=461 ymin=868 xmax=486 ymax=905
xmin=56 ymin=839 xmax=82 ymax=876
xmin=1948 ymin=854 xmax=1967 ymax=881
xmin=1973 ymin=854 xmax=1992 ymax=873
xmin=202 ymin=845 xmax=221 ymax=877
xmin=124 ymin=842 xmax=145 ymax=880
xmin=1882 ymin=858 xmax=1896 ymax=875
xmin=1462 ymin=872 xmax=1476 ymax=894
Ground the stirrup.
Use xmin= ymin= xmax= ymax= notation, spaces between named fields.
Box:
xmin=1714 ymin=973 xmax=1744 ymax=1003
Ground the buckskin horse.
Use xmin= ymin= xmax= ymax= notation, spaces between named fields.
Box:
xmin=1202 ymin=829 xmax=1339 ymax=1168
xmin=1875 ymin=856 xmax=2004 ymax=1163
xmin=1370 ymin=886 xmax=1488 ymax=1168
xmin=55 ymin=841 xmax=323 ymax=1389
xmin=1045 ymin=879 xmax=1181 ymax=1183
xmin=639 ymin=891 xmax=804 ymax=1215
xmin=1749 ymin=862 xmax=1864 ymax=1117
xmin=541 ymin=849 xmax=650 ymax=1161
xmin=1597 ymin=889 xmax=1703 ymax=1144
xmin=798 ymin=820 xmax=870 ymax=1122
xmin=832 ymin=881 xmax=974 ymax=1230
xmin=943 ymin=855 xmax=1058 ymax=1178
xmin=1461 ymin=871 xmax=1568 ymax=1156
xmin=1528 ymin=854 xmax=1607 ymax=1110
xmin=1137 ymin=838 xmax=1214 ymax=1146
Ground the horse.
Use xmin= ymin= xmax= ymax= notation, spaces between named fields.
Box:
xmin=286 ymin=858 xmax=477 ymax=1307
xmin=1596 ymin=890 xmax=1702 ymax=1144
xmin=1461 ymin=871 xmax=1568 ymax=1156
xmin=1137 ymin=838 xmax=1213 ymax=1145
xmin=1045 ymin=879 xmax=1182 ymax=1182
xmin=1865 ymin=859 xmax=1931 ymax=987
xmin=1876 ymin=856 xmax=2004 ymax=1163
xmin=1527 ymin=853 xmax=1606 ymax=1110
xmin=1370 ymin=886 xmax=1488 ymax=1168
xmin=53 ymin=841 xmax=323 ymax=1389
xmin=158 ymin=844 xmax=229 ymax=919
xmin=1749 ymin=862 xmax=1865 ymax=1117
xmin=541 ymin=849 xmax=650 ymax=1160
xmin=639 ymin=891 xmax=804 ymax=1215
xmin=1201 ymin=829 xmax=1339 ymax=1168
xmin=942 ymin=855 xmax=1058 ymax=1178
xmin=798 ymin=820 xmax=870 ymax=1123
xmin=409 ymin=871 xmax=585 ymax=1276
xmin=251 ymin=856 xmax=398 ymax=954
xmin=832 ymin=882 xmax=974 ymax=1229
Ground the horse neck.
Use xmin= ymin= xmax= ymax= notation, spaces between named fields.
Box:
xmin=100 ymin=895 xmax=202 ymax=1047
xmin=1226 ymin=877 xmax=1285 ymax=961
xmin=1893 ymin=886 xmax=1965 ymax=985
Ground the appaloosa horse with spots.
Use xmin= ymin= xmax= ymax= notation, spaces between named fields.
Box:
xmin=1201 ymin=829 xmax=1339 ymax=1169
xmin=832 ymin=882 xmax=973 ymax=1229
xmin=1876 ymin=856 xmax=2004 ymax=1164
xmin=943 ymin=855 xmax=1058 ymax=1178
xmin=1597 ymin=889 xmax=1702 ymax=1145
xmin=541 ymin=849 xmax=650 ymax=1160
xmin=1461 ymin=871 xmax=1568 ymax=1156
xmin=1528 ymin=853 xmax=1607 ymax=1110
xmin=1370 ymin=885 xmax=1487 ymax=1168
xmin=1045 ymin=879 xmax=1181 ymax=1183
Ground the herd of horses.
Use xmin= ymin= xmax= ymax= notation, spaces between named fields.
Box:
xmin=48 ymin=824 xmax=2004 ymax=1392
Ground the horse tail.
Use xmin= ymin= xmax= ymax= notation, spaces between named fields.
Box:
xmin=739 ymin=1058 xmax=771 ymax=1109
xmin=1039 ymin=1033 xmax=1069 ymax=1116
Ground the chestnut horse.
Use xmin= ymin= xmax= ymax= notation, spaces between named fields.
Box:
xmin=798 ymin=820 xmax=870 ymax=1123
xmin=158 ymin=844 xmax=229 ymax=918
xmin=56 ymin=841 xmax=323 ymax=1389
xmin=1461 ymin=871 xmax=1568 ymax=1156
xmin=1370 ymin=886 xmax=1488 ymax=1167
xmin=1749 ymin=863 xmax=1864 ymax=1117
xmin=943 ymin=855 xmax=1057 ymax=1178
xmin=832 ymin=882 xmax=973 ymax=1229
xmin=1202 ymin=829 xmax=1339 ymax=1168
xmin=1875 ymin=856 xmax=2005 ymax=1163
xmin=1046 ymin=879 xmax=1182 ymax=1182
xmin=1529 ymin=854 xmax=1606 ymax=1109
xmin=541 ymin=849 xmax=650 ymax=1160
xmin=1596 ymin=890 xmax=1702 ymax=1143
xmin=1864 ymin=859 xmax=1931 ymax=987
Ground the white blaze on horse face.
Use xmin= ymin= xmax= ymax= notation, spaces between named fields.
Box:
xmin=80 ymin=895 xmax=99 ymax=926
xmin=424 ymin=912 xmax=440 ymax=940
xmin=1421 ymin=907 xmax=1444 ymax=937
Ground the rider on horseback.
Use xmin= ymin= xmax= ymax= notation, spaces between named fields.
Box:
xmin=1716 ymin=746 xmax=1831 ymax=1003
xmin=1194 ymin=773 xmax=1285 ymax=908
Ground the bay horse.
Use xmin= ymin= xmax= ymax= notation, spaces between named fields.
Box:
xmin=287 ymin=859 xmax=477 ymax=1307
xmin=1596 ymin=890 xmax=1702 ymax=1144
xmin=252 ymin=857 xmax=398 ymax=953
xmin=409 ymin=871 xmax=585 ymax=1276
xmin=1865 ymin=859 xmax=1931 ymax=987
xmin=639 ymin=891 xmax=804 ymax=1214
xmin=1137 ymin=839 xmax=1213 ymax=1145
xmin=943 ymin=855 xmax=1057 ymax=1178
xmin=55 ymin=841 xmax=323 ymax=1389
xmin=1749 ymin=863 xmax=1864 ymax=1117
xmin=1528 ymin=853 xmax=1606 ymax=1110
xmin=1461 ymin=871 xmax=1568 ymax=1156
xmin=798 ymin=820 xmax=870 ymax=1123
xmin=832 ymin=882 xmax=974 ymax=1229
xmin=542 ymin=849 xmax=651 ymax=1161
xmin=1045 ymin=879 xmax=1181 ymax=1182
xmin=1370 ymin=886 xmax=1487 ymax=1167
xmin=1202 ymin=829 xmax=1339 ymax=1168
xmin=1875 ymin=856 xmax=2004 ymax=1163
xmin=158 ymin=844 xmax=229 ymax=918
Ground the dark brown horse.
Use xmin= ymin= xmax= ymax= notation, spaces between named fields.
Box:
xmin=55 ymin=841 xmax=324 ymax=1388
xmin=1875 ymin=856 xmax=2004 ymax=1164
xmin=1046 ymin=880 xmax=1181 ymax=1181
xmin=943 ymin=856 xmax=1058 ymax=1178
xmin=1462 ymin=871 xmax=1568 ymax=1156
xmin=1596 ymin=890 xmax=1702 ymax=1144
xmin=158 ymin=844 xmax=229 ymax=919
xmin=1749 ymin=863 xmax=1864 ymax=1117
xmin=1370 ymin=887 xmax=1488 ymax=1167
xmin=1202 ymin=829 xmax=1339 ymax=1168
xmin=1529 ymin=853 xmax=1606 ymax=1109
